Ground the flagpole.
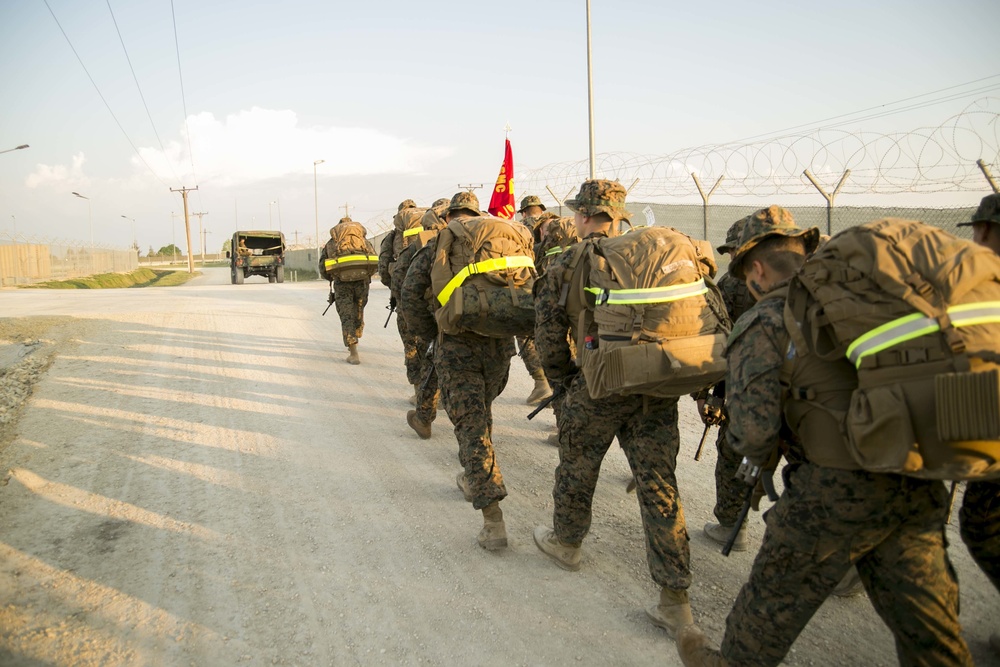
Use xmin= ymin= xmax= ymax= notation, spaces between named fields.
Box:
xmin=586 ymin=0 xmax=596 ymax=179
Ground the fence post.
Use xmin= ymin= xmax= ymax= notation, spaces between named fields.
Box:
xmin=977 ymin=159 xmax=999 ymax=194
xmin=692 ymin=173 xmax=723 ymax=240
xmin=803 ymin=169 xmax=850 ymax=235
xmin=545 ymin=185 xmax=577 ymax=217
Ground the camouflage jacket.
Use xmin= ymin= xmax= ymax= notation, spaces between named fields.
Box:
xmin=719 ymin=271 xmax=753 ymax=323
xmin=399 ymin=244 xmax=437 ymax=341
xmin=377 ymin=231 xmax=398 ymax=289
xmin=724 ymin=281 xmax=790 ymax=466
xmin=391 ymin=242 xmax=418 ymax=300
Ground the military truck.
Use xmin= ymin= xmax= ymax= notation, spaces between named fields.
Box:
xmin=229 ymin=230 xmax=286 ymax=284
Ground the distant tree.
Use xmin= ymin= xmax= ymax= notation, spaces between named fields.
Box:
xmin=157 ymin=244 xmax=181 ymax=256
xmin=148 ymin=245 xmax=156 ymax=257
xmin=222 ymin=239 xmax=232 ymax=255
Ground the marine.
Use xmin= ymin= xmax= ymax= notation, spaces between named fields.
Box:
xmin=319 ymin=217 xmax=376 ymax=365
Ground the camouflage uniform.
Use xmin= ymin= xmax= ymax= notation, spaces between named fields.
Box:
xmin=319 ymin=221 xmax=372 ymax=348
xmin=534 ymin=181 xmax=690 ymax=591
xmin=380 ymin=200 xmax=421 ymax=385
xmin=401 ymin=193 xmax=513 ymax=510
xmin=398 ymin=246 xmax=439 ymax=428
xmin=392 ymin=242 xmax=426 ymax=386
xmin=717 ymin=212 xmax=970 ymax=666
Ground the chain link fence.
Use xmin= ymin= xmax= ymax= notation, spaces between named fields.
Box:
xmin=0 ymin=231 xmax=139 ymax=287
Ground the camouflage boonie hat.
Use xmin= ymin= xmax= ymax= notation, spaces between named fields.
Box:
xmin=958 ymin=193 xmax=1000 ymax=227
xmin=716 ymin=217 xmax=747 ymax=254
xmin=730 ymin=205 xmax=820 ymax=280
xmin=397 ymin=199 xmax=416 ymax=212
xmin=431 ymin=198 xmax=450 ymax=208
xmin=339 ymin=216 xmax=352 ymax=224
xmin=564 ymin=179 xmax=630 ymax=222
xmin=518 ymin=195 xmax=546 ymax=213
xmin=448 ymin=191 xmax=480 ymax=214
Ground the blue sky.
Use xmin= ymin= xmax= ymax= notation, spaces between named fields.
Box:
xmin=1 ymin=0 xmax=998 ymax=252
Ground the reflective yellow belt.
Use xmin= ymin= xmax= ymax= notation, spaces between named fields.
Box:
xmin=846 ymin=300 xmax=1000 ymax=368
xmin=324 ymin=254 xmax=379 ymax=271
xmin=436 ymin=255 xmax=535 ymax=306
xmin=402 ymin=226 xmax=424 ymax=238
xmin=585 ymin=278 xmax=708 ymax=306
xmin=544 ymin=246 xmax=566 ymax=257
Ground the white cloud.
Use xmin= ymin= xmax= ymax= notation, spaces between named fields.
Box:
xmin=138 ymin=108 xmax=453 ymax=186
xmin=25 ymin=152 xmax=88 ymax=188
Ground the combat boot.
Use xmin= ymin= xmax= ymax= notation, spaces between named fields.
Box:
xmin=346 ymin=344 xmax=361 ymax=365
xmin=406 ymin=410 xmax=431 ymax=439
xmin=456 ymin=472 xmax=473 ymax=502
xmin=478 ymin=501 xmax=507 ymax=550
xmin=646 ymin=587 xmax=694 ymax=638
xmin=677 ymin=624 xmax=729 ymax=666
xmin=703 ymin=521 xmax=747 ymax=552
xmin=525 ymin=370 xmax=553 ymax=405
xmin=532 ymin=525 xmax=582 ymax=571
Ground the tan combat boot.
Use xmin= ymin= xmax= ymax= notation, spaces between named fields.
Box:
xmin=346 ymin=344 xmax=360 ymax=365
xmin=525 ymin=370 xmax=553 ymax=405
xmin=703 ymin=521 xmax=747 ymax=552
xmin=478 ymin=502 xmax=507 ymax=550
xmin=532 ymin=525 xmax=582 ymax=571
xmin=677 ymin=624 xmax=729 ymax=666
xmin=456 ymin=472 xmax=473 ymax=502
xmin=406 ymin=410 xmax=431 ymax=439
xmin=646 ymin=587 xmax=694 ymax=638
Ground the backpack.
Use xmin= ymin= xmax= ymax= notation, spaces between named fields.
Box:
xmin=393 ymin=207 xmax=429 ymax=256
xmin=535 ymin=217 xmax=579 ymax=275
xmin=562 ymin=226 xmax=731 ymax=399
xmin=784 ymin=218 xmax=1000 ymax=480
xmin=430 ymin=215 xmax=537 ymax=338
xmin=323 ymin=221 xmax=378 ymax=282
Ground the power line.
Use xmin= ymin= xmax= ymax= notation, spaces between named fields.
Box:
xmin=171 ymin=0 xmax=195 ymax=171
xmin=43 ymin=0 xmax=169 ymax=188
xmin=105 ymin=0 xmax=181 ymax=185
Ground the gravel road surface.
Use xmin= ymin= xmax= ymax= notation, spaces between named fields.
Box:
xmin=0 ymin=268 xmax=996 ymax=666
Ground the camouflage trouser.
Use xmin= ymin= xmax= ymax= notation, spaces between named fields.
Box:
xmin=721 ymin=464 xmax=970 ymax=667
xmin=713 ymin=422 xmax=745 ymax=526
xmin=333 ymin=279 xmax=369 ymax=347
xmin=395 ymin=287 xmax=422 ymax=385
xmin=554 ymin=373 xmax=689 ymax=589
xmin=959 ymin=479 xmax=1000 ymax=592
xmin=414 ymin=336 xmax=439 ymax=425
xmin=436 ymin=334 xmax=515 ymax=510
xmin=516 ymin=336 xmax=543 ymax=376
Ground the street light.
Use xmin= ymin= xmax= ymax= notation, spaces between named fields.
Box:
xmin=0 ymin=144 xmax=29 ymax=155
xmin=313 ymin=159 xmax=325 ymax=251
xmin=121 ymin=215 xmax=136 ymax=253
xmin=71 ymin=192 xmax=93 ymax=247
xmin=268 ymin=200 xmax=277 ymax=230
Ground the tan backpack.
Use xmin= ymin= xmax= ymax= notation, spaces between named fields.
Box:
xmin=562 ymin=226 xmax=731 ymax=399
xmin=535 ymin=217 xmax=579 ymax=275
xmin=393 ymin=207 xmax=429 ymax=256
xmin=784 ymin=218 xmax=1000 ymax=480
xmin=430 ymin=215 xmax=537 ymax=338
xmin=323 ymin=221 xmax=378 ymax=282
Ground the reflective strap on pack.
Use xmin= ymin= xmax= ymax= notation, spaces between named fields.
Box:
xmin=584 ymin=278 xmax=708 ymax=306
xmin=846 ymin=300 xmax=1000 ymax=368
xmin=402 ymin=226 xmax=424 ymax=238
xmin=544 ymin=246 xmax=565 ymax=257
xmin=324 ymin=254 xmax=379 ymax=270
xmin=436 ymin=255 xmax=535 ymax=306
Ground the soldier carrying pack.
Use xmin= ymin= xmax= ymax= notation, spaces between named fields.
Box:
xmin=561 ymin=226 xmax=731 ymax=399
xmin=783 ymin=217 xmax=1000 ymax=480
xmin=535 ymin=216 xmax=579 ymax=276
xmin=322 ymin=218 xmax=378 ymax=282
xmin=393 ymin=203 xmax=429 ymax=257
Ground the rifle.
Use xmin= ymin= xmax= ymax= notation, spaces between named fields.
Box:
xmin=321 ymin=282 xmax=335 ymax=316
xmin=694 ymin=424 xmax=712 ymax=461
xmin=945 ymin=481 xmax=959 ymax=525
xmin=722 ymin=457 xmax=779 ymax=557
xmin=384 ymin=295 xmax=397 ymax=328
xmin=418 ymin=342 xmax=436 ymax=393
xmin=517 ymin=336 xmax=533 ymax=358
xmin=527 ymin=386 xmax=563 ymax=420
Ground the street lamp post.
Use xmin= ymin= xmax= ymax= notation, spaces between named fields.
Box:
xmin=313 ymin=159 xmax=325 ymax=251
xmin=0 ymin=144 xmax=29 ymax=155
xmin=71 ymin=192 xmax=93 ymax=247
xmin=268 ymin=200 xmax=277 ymax=230
xmin=120 ymin=215 xmax=136 ymax=252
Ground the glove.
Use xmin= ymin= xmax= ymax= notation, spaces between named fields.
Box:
xmin=699 ymin=395 xmax=726 ymax=426
xmin=389 ymin=295 xmax=398 ymax=310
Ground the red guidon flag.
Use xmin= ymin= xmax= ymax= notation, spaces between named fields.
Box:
xmin=488 ymin=139 xmax=515 ymax=219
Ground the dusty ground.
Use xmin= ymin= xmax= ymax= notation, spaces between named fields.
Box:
xmin=0 ymin=269 xmax=996 ymax=666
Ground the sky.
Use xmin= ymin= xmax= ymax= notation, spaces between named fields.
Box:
xmin=1 ymin=0 xmax=998 ymax=254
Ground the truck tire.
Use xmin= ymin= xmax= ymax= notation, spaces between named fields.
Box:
xmin=235 ymin=267 xmax=244 ymax=285
xmin=230 ymin=266 xmax=238 ymax=285
xmin=276 ymin=266 xmax=285 ymax=283
xmin=268 ymin=273 xmax=276 ymax=283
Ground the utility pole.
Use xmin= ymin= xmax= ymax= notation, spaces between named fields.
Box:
xmin=192 ymin=212 xmax=209 ymax=264
xmin=458 ymin=183 xmax=484 ymax=193
xmin=170 ymin=186 xmax=199 ymax=273
xmin=340 ymin=203 xmax=352 ymax=219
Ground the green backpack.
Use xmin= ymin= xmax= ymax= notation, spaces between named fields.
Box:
xmin=784 ymin=218 xmax=1000 ymax=480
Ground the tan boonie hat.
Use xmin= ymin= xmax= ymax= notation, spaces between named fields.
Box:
xmin=564 ymin=179 xmax=631 ymax=222
xmin=518 ymin=195 xmax=546 ymax=213
xmin=717 ymin=217 xmax=748 ymax=254
xmin=730 ymin=205 xmax=820 ymax=280
xmin=957 ymin=193 xmax=1000 ymax=227
xmin=448 ymin=191 xmax=480 ymax=214
xmin=398 ymin=199 xmax=416 ymax=212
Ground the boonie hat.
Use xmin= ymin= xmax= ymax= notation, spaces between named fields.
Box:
xmin=398 ymin=199 xmax=416 ymax=212
xmin=730 ymin=205 xmax=820 ymax=280
xmin=518 ymin=195 xmax=546 ymax=213
xmin=957 ymin=193 xmax=1000 ymax=227
xmin=564 ymin=179 xmax=631 ymax=222
xmin=717 ymin=217 xmax=747 ymax=255
xmin=448 ymin=191 xmax=480 ymax=214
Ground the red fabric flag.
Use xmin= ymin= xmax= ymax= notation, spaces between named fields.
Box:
xmin=488 ymin=139 xmax=515 ymax=219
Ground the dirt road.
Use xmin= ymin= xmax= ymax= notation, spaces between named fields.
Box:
xmin=0 ymin=269 xmax=996 ymax=666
